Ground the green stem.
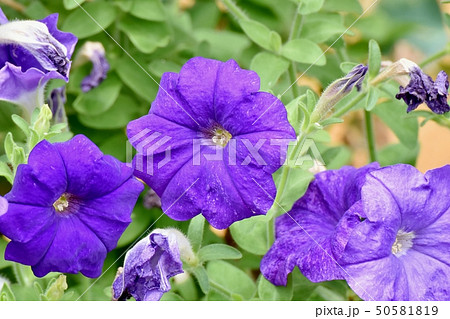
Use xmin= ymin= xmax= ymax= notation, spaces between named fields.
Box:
xmin=221 ymin=0 xmax=249 ymax=21
xmin=333 ymin=93 xmax=365 ymax=118
xmin=364 ymin=110 xmax=377 ymax=163
xmin=286 ymin=3 xmax=304 ymax=98
xmin=419 ymin=48 xmax=448 ymax=68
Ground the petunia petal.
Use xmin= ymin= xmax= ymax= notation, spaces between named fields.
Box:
xmin=401 ymin=250 xmax=450 ymax=301
xmin=54 ymin=135 xmax=133 ymax=199
xmin=77 ymin=178 xmax=143 ymax=251
xmin=344 ymin=255 xmax=409 ymax=301
xmin=32 ymin=215 xmax=107 ymax=278
xmin=0 ymin=203 xmax=55 ymax=243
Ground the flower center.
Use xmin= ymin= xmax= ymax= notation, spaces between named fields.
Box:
xmin=391 ymin=229 xmax=415 ymax=257
xmin=53 ymin=193 xmax=71 ymax=213
xmin=211 ymin=127 xmax=232 ymax=147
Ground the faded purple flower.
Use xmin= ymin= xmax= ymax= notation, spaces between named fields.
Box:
xmin=112 ymin=229 xmax=186 ymax=301
xmin=261 ymin=163 xmax=379 ymax=286
xmin=47 ymin=86 xmax=67 ymax=124
xmin=336 ymin=164 xmax=450 ymax=301
xmin=0 ymin=9 xmax=77 ymax=115
xmin=0 ymin=135 xmax=143 ymax=278
xmin=396 ymin=67 xmax=450 ymax=114
xmin=127 ymin=57 xmax=295 ymax=229
xmin=76 ymin=41 xmax=109 ymax=92
xmin=143 ymin=188 xmax=161 ymax=210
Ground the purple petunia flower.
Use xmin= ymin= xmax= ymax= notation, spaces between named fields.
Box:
xmin=127 ymin=57 xmax=296 ymax=229
xmin=0 ymin=8 xmax=77 ymax=115
xmin=261 ymin=163 xmax=379 ymax=286
xmin=0 ymin=135 xmax=143 ymax=278
xmin=76 ymin=41 xmax=110 ymax=92
xmin=112 ymin=229 xmax=186 ymax=301
xmin=336 ymin=164 xmax=450 ymax=301
xmin=395 ymin=67 xmax=450 ymax=114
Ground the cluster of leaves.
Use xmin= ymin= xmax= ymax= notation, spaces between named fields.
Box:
xmin=1 ymin=0 xmax=449 ymax=301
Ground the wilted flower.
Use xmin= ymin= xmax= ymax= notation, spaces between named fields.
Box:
xmin=143 ymin=188 xmax=161 ymax=209
xmin=0 ymin=9 xmax=77 ymax=116
xmin=0 ymin=135 xmax=143 ymax=277
xmin=74 ymin=41 xmax=109 ymax=92
xmin=112 ymin=228 xmax=191 ymax=301
xmin=261 ymin=163 xmax=379 ymax=285
xmin=336 ymin=164 xmax=450 ymax=301
xmin=310 ymin=64 xmax=368 ymax=122
xmin=127 ymin=57 xmax=295 ymax=229
xmin=396 ymin=68 xmax=450 ymax=114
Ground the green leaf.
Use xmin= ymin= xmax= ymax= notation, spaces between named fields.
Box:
xmin=281 ymin=39 xmax=326 ymax=66
xmin=128 ymin=0 xmax=166 ymax=21
xmin=194 ymin=29 xmax=251 ymax=61
xmin=187 ymin=215 xmax=205 ymax=252
xmin=275 ymin=166 xmax=314 ymax=212
xmin=365 ymin=86 xmax=380 ymax=111
xmin=206 ymin=261 xmax=256 ymax=300
xmin=322 ymin=0 xmax=362 ymax=13
xmin=321 ymin=146 xmax=351 ymax=169
xmin=378 ymin=143 xmax=419 ymax=166
xmin=239 ymin=19 xmax=281 ymax=52
xmin=258 ymin=275 xmax=293 ymax=301
xmin=229 ymin=215 xmax=269 ymax=255
xmin=250 ymin=52 xmax=289 ymax=91
xmin=118 ymin=17 xmax=170 ymax=54
xmin=302 ymin=19 xmax=348 ymax=43
xmin=285 ymin=97 xmax=305 ymax=135
xmin=340 ymin=62 xmax=358 ymax=73
xmin=160 ymin=292 xmax=184 ymax=301
xmin=198 ymin=244 xmax=242 ymax=262
xmin=0 ymin=161 xmax=13 ymax=184
xmin=62 ymin=2 xmax=117 ymax=38
xmin=372 ymin=101 xmax=419 ymax=149
xmin=78 ymin=95 xmax=140 ymax=130
xmin=308 ymin=286 xmax=346 ymax=301
xmin=11 ymin=115 xmax=30 ymax=136
xmin=73 ymin=75 xmax=122 ymax=116
xmin=319 ymin=117 xmax=344 ymax=127
xmin=63 ymin=0 xmax=86 ymax=10
xmin=298 ymin=0 xmax=325 ymax=15
xmin=148 ymin=60 xmax=181 ymax=78
xmin=191 ymin=266 xmax=210 ymax=294
xmin=4 ymin=133 xmax=14 ymax=163
xmin=444 ymin=13 xmax=450 ymax=27
xmin=0 ymin=282 xmax=15 ymax=301
xmin=269 ymin=31 xmax=282 ymax=53
xmin=368 ymin=39 xmax=381 ymax=79
xmin=115 ymin=57 xmax=158 ymax=102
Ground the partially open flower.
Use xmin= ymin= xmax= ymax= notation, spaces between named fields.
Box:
xmin=112 ymin=228 xmax=190 ymax=301
xmin=0 ymin=9 xmax=77 ymax=116
xmin=310 ymin=64 xmax=368 ymax=123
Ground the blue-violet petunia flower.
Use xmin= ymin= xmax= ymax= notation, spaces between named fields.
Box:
xmin=261 ymin=163 xmax=379 ymax=285
xmin=336 ymin=164 xmax=450 ymax=301
xmin=127 ymin=57 xmax=296 ymax=229
xmin=75 ymin=41 xmax=110 ymax=92
xmin=0 ymin=8 xmax=77 ymax=116
xmin=0 ymin=135 xmax=144 ymax=278
xmin=396 ymin=67 xmax=450 ymax=114
xmin=112 ymin=228 xmax=189 ymax=301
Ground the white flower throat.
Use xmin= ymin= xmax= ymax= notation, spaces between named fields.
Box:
xmin=391 ymin=229 xmax=415 ymax=257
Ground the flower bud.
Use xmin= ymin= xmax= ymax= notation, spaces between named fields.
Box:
xmin=112 ymin=228 xmax=189 ymax=301
xmin=310 ymin=64 xmax=368 ymax=123
xmin=74 ymin=41 xmax=110 ymax=92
